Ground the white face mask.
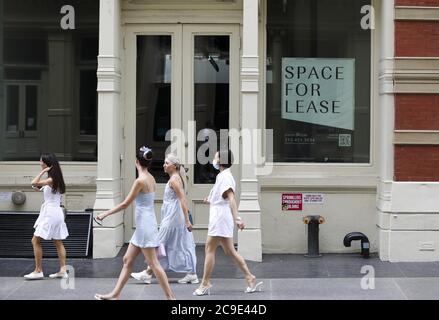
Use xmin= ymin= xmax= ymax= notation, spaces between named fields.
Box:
xmin=212 ymin=159 xmax=220 ymax=170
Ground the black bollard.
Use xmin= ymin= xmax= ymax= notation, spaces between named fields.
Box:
xmin=303 ymin=215 xmax=325 ymax=258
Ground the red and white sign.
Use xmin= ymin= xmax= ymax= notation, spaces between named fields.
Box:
xmin=303 ymin=193 xmax=324 ymax=204
xmin=282 ymin=193 xmax=302 ymax=211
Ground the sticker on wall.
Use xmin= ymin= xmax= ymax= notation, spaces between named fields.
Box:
xmin=282 ymin=58 xmax=355 ymax=130
xmin=282 ymin=193 xmax=302 ymax=211
xmin=0 ymin=192 xmax=12 ymax=202
xmin=303 ymin=193 xmax=325 ymax=204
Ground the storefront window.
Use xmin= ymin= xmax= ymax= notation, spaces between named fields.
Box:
xmin=0 ymin=0 xmax=99 ymax=161
xmin=266 ymin=0 xmax=371 ymax=163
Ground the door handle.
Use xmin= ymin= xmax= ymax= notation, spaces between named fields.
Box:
xmin=185 ymin=142 xmax=189 ymax=148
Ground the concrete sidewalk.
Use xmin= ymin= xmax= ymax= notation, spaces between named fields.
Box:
xmin=1 ymin=245 xmax=439 ymax=300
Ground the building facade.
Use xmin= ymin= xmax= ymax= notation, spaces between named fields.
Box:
xmin=0 ymin=0 xmax=438 ymax=262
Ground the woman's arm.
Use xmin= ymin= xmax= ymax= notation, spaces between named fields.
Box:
xmin=224 ymin=189 xmax=245 ymax=230
xmin=170 ymin=177 xmax=192 ymax=231
xmin=97 ymin=179 xmax=143 ymax=221
xmin=31 ymin=167 xmax=52 ymax=189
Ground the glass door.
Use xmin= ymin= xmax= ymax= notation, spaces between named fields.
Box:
xmin=125 ymin=24 xmax=240 ymax=243
xmin=182 ymin=25 xmax=240 ymax=242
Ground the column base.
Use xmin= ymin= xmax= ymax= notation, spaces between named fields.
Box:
xmin=238 ymin=229 xmax=262 ymax=262
xmin=93 ymin=224 xmax=124 ymax=258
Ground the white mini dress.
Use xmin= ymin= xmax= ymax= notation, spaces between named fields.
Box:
xmin=207 ymin=168 xmax=236 ymax=238
xmin=33 ymin=186 xmax=69 ymax=240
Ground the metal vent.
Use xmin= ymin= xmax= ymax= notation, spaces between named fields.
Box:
xmin=0 ymin=211 xmax=92 ymax=258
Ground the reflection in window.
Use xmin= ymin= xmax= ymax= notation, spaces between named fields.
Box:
xmin=193 ymin=36 xmax=230 ymax=184
xmin=25 ymin=86 xmax=37 ymax=131
xmin=0 ymin=0 xmax=99 ymax=161
xmin=136 ymin=36 xmax=172 ymax=183
xmin=6 ymin=86 xmax=19 ymax=132
xmin=266 ymin=0 xmax=371 ymax=163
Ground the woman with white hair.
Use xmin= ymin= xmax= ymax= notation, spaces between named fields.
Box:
xmin=131 ymin=154 xmax=198 ymax=284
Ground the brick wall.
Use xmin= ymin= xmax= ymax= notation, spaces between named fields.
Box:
xmin=396 ymin=21 xmax=439 ymax=57
xmin=395 ymin=146 xmax=439 ymax=181
xmin=395 ymin=95 xmax=439 ymax=130
xmin=396 ymin=0 xmax=439 ymax=6
xmin=394 ymin=2 xmax=439 ymax=182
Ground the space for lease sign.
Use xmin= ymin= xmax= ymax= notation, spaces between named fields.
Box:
xmin=282 ymin=58 xmax=355 ymax=130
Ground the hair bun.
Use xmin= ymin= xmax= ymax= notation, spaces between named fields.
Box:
xmin=139 ymin=146 xmax=152 ymax=160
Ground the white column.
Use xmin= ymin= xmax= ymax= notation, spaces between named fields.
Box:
xmin=238 ymin=0 xmax=262 ymax=262
xmin=377 ymin=0 xmax=395 ymax=261
xmin=93 ymin=0 xmax=123 ymax=258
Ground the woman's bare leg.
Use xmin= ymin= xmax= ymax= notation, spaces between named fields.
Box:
xmin=142 ymin=248 xmax=175 ymax=300
xmin=199 ymin=236 xmax=221 ymax=287
xmin=53 ymin=240 xmax=67 ymax=273
xmin=31 ymin=236 xmax=43 ymax=273
xmin=220 ymin=237 xmax=256 ymax=286
xmin=95 ymin=244 xmax=140 ymax=300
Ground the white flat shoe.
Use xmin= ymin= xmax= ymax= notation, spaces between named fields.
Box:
xmin=178 ymin=274 xmax=199 ymax=284
xmin=49 ymin=272 xmax=68 ymax=279
xmin=245 ymin=281 xmax=263 ymax=293
xmin=24 ymin=271 xmax=44 ymax=280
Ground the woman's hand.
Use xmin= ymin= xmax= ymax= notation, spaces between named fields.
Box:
xmin=97 ymin=212 xmax=108 ymax=221
xmin=41 ymin=166 xmax=52 ymax=173
xmin=185 ymin=220 xmax=193 ymax=232
xmin=235 ymin=217 xmax=245 ymax=230
xmin=203 ymin=197 xmax=210 ymax=204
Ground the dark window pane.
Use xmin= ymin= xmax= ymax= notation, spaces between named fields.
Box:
xmin=193 ymin=36 xmax=230 ymax=184
xmin=266 ymin=0 xmax=371 ymax=163
xmin=79 ymin=70 xmax=97 ymax=135
xmin=80 ymin=37 xmax=99 ymax=62
xmin=4 ymin=68 xmax=41 ymax=80
xmin=1 ymin=0 xmax=99 ymax=161
xmin=6 ymin=85 xmax=19 ymax=132
xmin=136 ymin=35 xmax=172 ymax=183
xmin=4 ymin=38 xmax=47 ymax=65
xmin=25 ymin=85 xmax=37 ymax=131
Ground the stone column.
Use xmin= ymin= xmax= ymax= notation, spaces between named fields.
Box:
xmin=238 ymin=0 xmax=262 ymax=262
xmin=377 ymin=0 xmax=395 ymax=261
xmin=93 ymin=0 xmax=123 ymax=258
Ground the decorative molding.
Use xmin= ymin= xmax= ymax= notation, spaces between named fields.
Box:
xmin=394 ymin=130 xmax=439 ymax=145
xmin=123 ymin=0 xmax=242 ymax=10
xmin=395 ymin=6 xmax=439 ymax=21
xmin=122 ymin=9 xmax=242 ymax=24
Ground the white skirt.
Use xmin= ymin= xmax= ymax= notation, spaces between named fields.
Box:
xmin=33 ymin=202 xmax=69 ymax=240
xmin=207 ymin=204 xmax=234 ymax=238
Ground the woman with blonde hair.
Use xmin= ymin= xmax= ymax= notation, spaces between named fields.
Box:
xmin=131 ymin=153 xmax=198 ymax=284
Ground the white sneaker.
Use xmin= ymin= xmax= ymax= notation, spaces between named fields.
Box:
xmin=130 ymin=270 xmax=152 ymax=284
xmin=24 ymin=271 xmax=44 ymax=280
xmin=178 ymin=274 xmax=199 ymax=284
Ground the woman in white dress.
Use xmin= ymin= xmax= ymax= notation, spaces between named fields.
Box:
xmin=130 ymin=154 xmax=198 ymax=284
xmin=193 ymin=150 xmax=263 ymax=296
xmin=24 ymin=153 xmax=69 ymax=280
xmin=94 ymin=147 xmax=175 ymax=300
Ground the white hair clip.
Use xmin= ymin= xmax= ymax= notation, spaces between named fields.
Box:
xmin=140 ymin=146 xmax=152 ymax=160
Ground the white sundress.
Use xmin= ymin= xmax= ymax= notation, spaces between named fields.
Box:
xmin=33 ymin=186 xmax=69 ymax=240
xmin=207 ymin=168 xmax=236 ymax=238
xmin=157 ymin=182 xmax=197 ymax=273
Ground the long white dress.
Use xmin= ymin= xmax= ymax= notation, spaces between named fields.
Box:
xmin=158 ymin=182 xmax=197 ymax=273
xmin=207 ymin=168 xmax=236 ymax=238
xmin=33 ymin=186 xmax=69 ymax=240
